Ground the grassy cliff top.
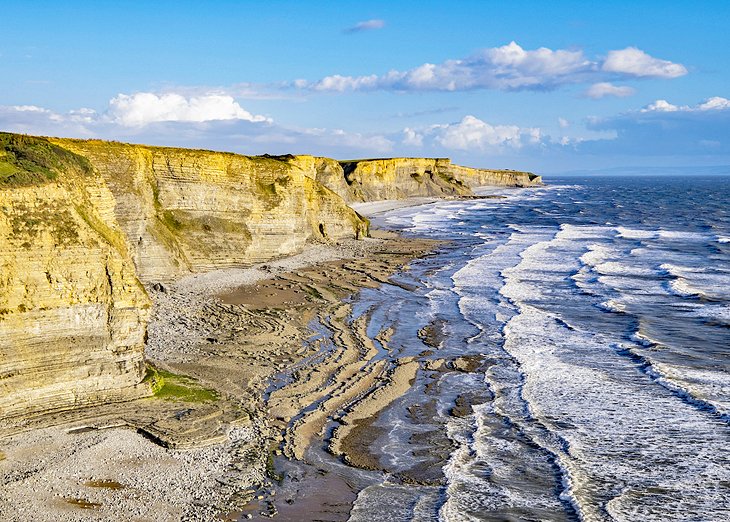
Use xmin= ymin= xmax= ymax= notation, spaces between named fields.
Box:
xmin=0 ymin=133 xmax=536 ymax=183
xmin=0 ymin=133 xmax=94 ymax=187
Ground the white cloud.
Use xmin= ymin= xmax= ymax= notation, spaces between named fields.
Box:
xmin=417 ymin=115 xmax=543 ymax=151
xmin=585 ymin=82 xmax=636 ymax=99
xmin=0 ymin=95 xmax=392 ymax=158
xmin=344 ymin=19 xmax=385 ymax=33
xmin=698 ymin=96 xmax=730 ymax=111
xmin=402 ymin=127 xmax=423 ymax=147
xmin=583 ymin=95 xmax=730 ymax=158
xmin=640 ymin=97 xmax=730 ymax=113
xmin=8 ymin=105 xmax=51 ymax=113
xmin=311 ymin=74 xmax=380 ymax=92
xmin=641 ymin=99 xmax=681 ymax=112
xmin=558 ymin=117 xmax=570 ymax=128
xmin=299 ymin=42 xmax=687 ymax=93
xmin=108 ymin=93 xmax=270 ymax=127
xmin=602 ymin=47 xmax=687 ymax=78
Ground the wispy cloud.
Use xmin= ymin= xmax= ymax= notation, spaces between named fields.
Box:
xmin=343 ymin=19 xmax=385 ymax=33
xmin=639 ymin=96 xmax=730 ymax=113
xmin=293 ymin=41 xmax=687 ymax=93
xmin=390 ymin=106 xmax=460 ymax=119
xmin=584 ymin=82 xmax=636 ymax=99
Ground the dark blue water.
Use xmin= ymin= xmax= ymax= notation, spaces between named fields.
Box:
xmin=347 ymin=176 xmax=730 ymax=521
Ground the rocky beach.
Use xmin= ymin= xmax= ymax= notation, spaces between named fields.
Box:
xmin=0 ymin=207 xmax=444 ymax=521
xmin=0 ymin=132 xmax=542 ymax=521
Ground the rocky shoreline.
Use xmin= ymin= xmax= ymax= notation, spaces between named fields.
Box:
xmin=0 ymin=230 xmax=441 ymax=521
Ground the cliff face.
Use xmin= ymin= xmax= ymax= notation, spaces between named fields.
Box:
xmin=0 ymin=134 xmax=151 ymax=420
xmin=0 ymin=134 xmax=368 ymax=421
xmin=290 ymin=156 xmax=540 ymax=203
xmin=1 ymin=132 xmax=538 ymax=422
xmin=52 ymin=141 xmax=368 ymax=283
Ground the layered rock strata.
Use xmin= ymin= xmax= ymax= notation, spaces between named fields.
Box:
xmin=52 ymin=140 xmax=368 ymax=283
xmin=0 ymin=134 xmax=151 ymax=419
xmin=289 ymin=156 xmax=541 ymax=202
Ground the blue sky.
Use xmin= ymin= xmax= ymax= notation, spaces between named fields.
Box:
xmin=1 ymin=0 xmax=729 ymax=173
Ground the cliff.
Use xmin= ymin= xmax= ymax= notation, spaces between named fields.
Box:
xmin=0 ymin=134 xmax=368 ymax=421
xmin=51 ymin=140 xmax=368 ymax=283
xmin=0 ymin=132 xmax=538 ymax=422
xmin=288 ymin=156 xmax=540 ymax=203
xmin=0 ymin=134 xmax=151 ymax=419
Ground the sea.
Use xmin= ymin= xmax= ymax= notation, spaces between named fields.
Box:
xmin=339 ymin=175 xmax=730 ymax=521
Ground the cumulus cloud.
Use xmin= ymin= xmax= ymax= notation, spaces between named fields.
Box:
xmin=297 ymin=42 xmax=686 ymax=93
xmin=402 ymin=127 xmax=423 ymax=147
xmin=639 ymin=96 xmax=730 ymax=113
xmin=108 ymin=92 xmax=270 ymax=126
xmin=698 ymin=96 xmax=730 ymax=111
xmin=344 ymin=19 xmax=385 ymax=33
xmin=640 ymin=99 xmax=681 ymax=112
xmin=585 ymin=82 xmax=636 ymax=99
xmin=0 ymin=93 xmax=393 ymax=158
xmin=602 ymin=47 xmax=688 ymax=78
xmin=402 ymin=115 xmax=544 ymax=152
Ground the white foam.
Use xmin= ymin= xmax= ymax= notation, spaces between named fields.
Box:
xmin=500 ymin=304 xmax=730 ymax=521
xmin=658 ymin=229 xmax=710 ymax=241
xmin=661 ymin=263 xmax=730 ymax=300
xmin=718 ymin=236 xmax=730 ymax=244
xmin=556 ymin=223 xmax=614 ymax=241
xmin=616 ymin=226 xmax=658 ymax=240
xmin=579 ymin=244 xmax=621 ymax=267
xmin=598 ymin=300 xmax=626 ymax=313
xmin=592 ymin=261 xmax=659 ymax=277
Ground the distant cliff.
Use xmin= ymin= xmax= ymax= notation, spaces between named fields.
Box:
xmin=288 ymin=156 xmax=541 ymax=202
xmin=0 ymin=133 xmax=540 ymax=421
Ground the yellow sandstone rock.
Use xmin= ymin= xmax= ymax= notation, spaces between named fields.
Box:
xmin=290 ymin=156 xmax=541 ymax=202
xmin=0 ymin=134 xmax=151 ymax=419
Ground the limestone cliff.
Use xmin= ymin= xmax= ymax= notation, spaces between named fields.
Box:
xmin=0 ymin=133 xmax=151 ymax=420
xmin=0 ymin=132 xmax=538 ymax=422
xmin=288 ymin=156 xmax=540 ymax=203
xmin=51 ymin=141 xmax=368 ymax=283
xmin=1 ymin=134 xmax=368 ymax=421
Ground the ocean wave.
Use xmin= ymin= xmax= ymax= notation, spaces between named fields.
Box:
xmin=616 ymin=226 xmax=659 ymax=240
xmin=661 ymin=263 xmax=730 ymax=300
xmin=501 ymin=303 xmax=730 ymax=520
xmin=593 ymin=261 xmax=660 ymax=278
xmin=556 ymin=223 xmax=614 ymax=240
xmin=614 ymin=339 xmax=730 ymax=420
xmin=598 ymin=299 xmax=627 ymax=313
xmin=578 ymin=244 xmax=622 ymax=267
xmin=658 ymin=229 xmax=711 ymax=241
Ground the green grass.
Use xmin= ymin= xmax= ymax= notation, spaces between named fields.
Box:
xmin=302 ymin=284 xmax=323 ymax=300
xmin=0 ymin=132 xmax=94 ymax=187
xmin=266 ymin=449 xmax=284 ymax=483
xmin=144 ymin=366 xmax=219 ymax=402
